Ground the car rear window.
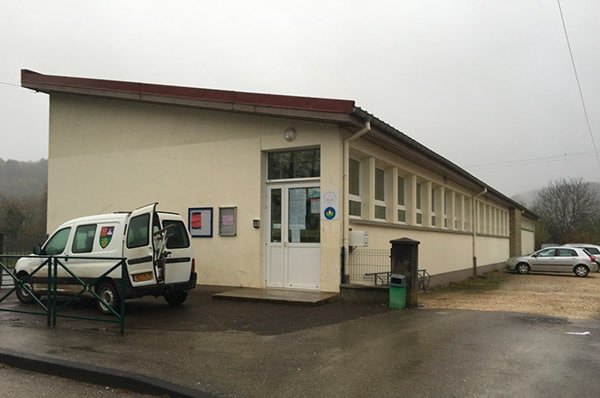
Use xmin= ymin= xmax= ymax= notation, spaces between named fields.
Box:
xmin=163 ymin=220 xmax=190 ymax=249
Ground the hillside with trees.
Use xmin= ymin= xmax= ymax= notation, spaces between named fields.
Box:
xmin=0 ymin=158 xmax=47 ymax=252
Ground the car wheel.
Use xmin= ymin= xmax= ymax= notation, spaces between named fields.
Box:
xmin=15 ymin=272 xmax=36 ymax=304
xmin=516 ymin=263 xmax=530 ymax=275
xmin=574 ymin=264 xmax=589 ymax=277
xmin=164 ymin=291 xmax=188 ymax=306
xmin=95 ymin=281 xmax=120 ymax=315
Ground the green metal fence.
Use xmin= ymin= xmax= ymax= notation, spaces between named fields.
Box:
xmin=0 ymin=254 xmax=127 ymax=335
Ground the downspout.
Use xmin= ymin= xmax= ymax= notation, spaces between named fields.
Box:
xmin=471 ymin=187 xmax=487 ymax=277
xmin=342 ymin=119 xmax=371 ymax=283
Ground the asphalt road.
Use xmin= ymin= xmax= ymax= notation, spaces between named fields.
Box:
xmin=0 ymin=363 xmax=158 ymax=397
xmin=0 ymin=285 xmax=599 ymax=397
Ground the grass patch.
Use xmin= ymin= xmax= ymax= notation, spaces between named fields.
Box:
xmin=436 ymin=270 xmax=509 ymax=293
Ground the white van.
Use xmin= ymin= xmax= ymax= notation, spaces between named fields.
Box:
xmin=14 ymin=203 xmax=197 ymax=314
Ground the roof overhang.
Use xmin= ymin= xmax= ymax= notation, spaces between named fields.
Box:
xmin=350 ymin=108 xmax=537 ymax=216
xmin=21 ymin=69 xmax=357 ymax=125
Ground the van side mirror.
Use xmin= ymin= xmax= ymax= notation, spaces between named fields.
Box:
xmin=33 ymin=245 xmax=42 ymax=255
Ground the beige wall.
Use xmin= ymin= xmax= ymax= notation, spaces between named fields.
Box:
xmin=48 ymin=94 xmax=344 ymax=291
xmin=349 ymin=222 xmax=509 ymax=276
xmin=346 ymin=135 xmax=512 ymax=278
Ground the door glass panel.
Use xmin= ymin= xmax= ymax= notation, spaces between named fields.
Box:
xmin=288 ymin=187 xmax=320 ymax=243
xmin=271 ymin=189 xmax=282 ymax=242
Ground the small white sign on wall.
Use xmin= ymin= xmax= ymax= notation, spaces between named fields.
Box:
xmin=321 ymin=191 xmax=339 ymax=220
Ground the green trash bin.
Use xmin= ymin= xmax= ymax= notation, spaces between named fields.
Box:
xmin=389 ymin=273 xmax=406 ymax=309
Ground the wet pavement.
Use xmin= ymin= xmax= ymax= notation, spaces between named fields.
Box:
xmin=1 ymin=285 xmax=600 ymax=397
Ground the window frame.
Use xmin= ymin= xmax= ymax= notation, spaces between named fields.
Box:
xmin=415 ymin=182 xmax=423 ymax=225
xmin=348 ymin=158 xmax=362 ymax=218
xmin=397 ymin=175 xmax=406 ymax=223
xmin=374 ymin=167 xmax=386 ymax=220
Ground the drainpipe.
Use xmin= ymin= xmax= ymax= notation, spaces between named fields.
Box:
xmin=342 ymin=119 xmax=371 ymax=283
xmin=471 ymin=187 xmax=487 ymax=277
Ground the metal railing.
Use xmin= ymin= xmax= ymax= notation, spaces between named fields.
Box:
xmin=344 ymin=248 xmax=431 ymax=290
xmin=0 ymin=254 xmax=127 ymax=335
xmin=346 ymin=248 xmax=391 ymax=286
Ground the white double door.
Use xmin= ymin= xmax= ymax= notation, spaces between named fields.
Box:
xmin=266 ymin=183 xmax=320 ymax=289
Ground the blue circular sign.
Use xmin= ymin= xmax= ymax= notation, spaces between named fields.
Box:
xmin=324 ymin=206 xmax=336 ymax=220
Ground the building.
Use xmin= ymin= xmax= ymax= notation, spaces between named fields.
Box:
xmin=21 ymin=69 xmax=536 ymax=293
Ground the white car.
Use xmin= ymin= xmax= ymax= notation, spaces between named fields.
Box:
xmin=506 ymin=246 xmax=598 ymax=277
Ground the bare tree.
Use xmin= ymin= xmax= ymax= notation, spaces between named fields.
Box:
xmin=533 ymin=178 xmax=600 ymax=243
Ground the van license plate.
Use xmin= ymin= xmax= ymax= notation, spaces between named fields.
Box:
xmin=133 ymin=272 xmax=154 ymax=282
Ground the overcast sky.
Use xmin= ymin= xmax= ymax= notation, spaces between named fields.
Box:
xmin=1 ymin=0 xmax=599 ymax=197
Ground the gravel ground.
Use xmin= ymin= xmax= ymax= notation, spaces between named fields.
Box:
xmin=419 ymin=270 xmax=600 ymax=320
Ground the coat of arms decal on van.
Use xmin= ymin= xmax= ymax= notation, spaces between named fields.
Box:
xmin=99 ymin=226 xmax=114 ymax=249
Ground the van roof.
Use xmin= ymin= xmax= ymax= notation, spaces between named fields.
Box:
xmin=59 ymin=210 xmax=184 ymax=227
xmin=60 ymin=212 xmax=130 ymax=226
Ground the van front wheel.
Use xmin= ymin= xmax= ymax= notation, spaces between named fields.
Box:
xmin=164 ymin=291 xmax=188 ymax=306
xmin=96 ymin=281 xmax=120 ymax=315
xmin=16 ymin=272 xmax=36 ymax=304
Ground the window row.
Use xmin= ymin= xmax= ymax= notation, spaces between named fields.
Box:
xmin=349 ymin=157 xmax=509 ymax=236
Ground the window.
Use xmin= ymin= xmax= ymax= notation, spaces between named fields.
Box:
xmin=538 ymin=248 xmax=556 ymax=257
xmin=455 ymin=195 xmax=462 ymax=230
xmin=374 ymin=168 xmax=386 ymax=219
xmin=397 ymin=176 xmax=406 ymax=223
xmin=127 ymin=213 xmax=150 ymax=248
xmin=349 ymin=158 xmax=361 ymax=217
xmin=162 ymin=220 xmax=190 ymax=249
xmin=557 ymin=248 xmax=576 ymax=257
xmin=268 ymin=148 xmax=320 ymax=179
xmin=416 ymin=182 xmax=423 ymax=225
xmin=443 ymin=192 xmax=448 ymax=228
xmin=431 ymin=188 xmax=437 ymax=226
xmin=43 ymin=227 xmax=71 ymax=255
xmin=72 ymin=224 xmax=96 ymax=253
xmin=464 ymin=198 xmax=472 ymax=231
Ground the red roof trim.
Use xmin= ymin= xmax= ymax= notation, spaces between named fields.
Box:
xmin=21 ymin=69 xmax=355 ymax=114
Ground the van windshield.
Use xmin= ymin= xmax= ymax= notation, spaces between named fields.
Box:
xmin=163 ymin=220 xmax=190 ymax=249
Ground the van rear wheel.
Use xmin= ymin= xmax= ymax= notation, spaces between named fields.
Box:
xmin=164 ymin=291 xmax=188 ymax=306
xmin=96 ymin=281 xmax=120 ymax=314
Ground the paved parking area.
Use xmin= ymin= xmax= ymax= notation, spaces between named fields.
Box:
xmin=1 ymin=276 xmax=599 ymax=397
